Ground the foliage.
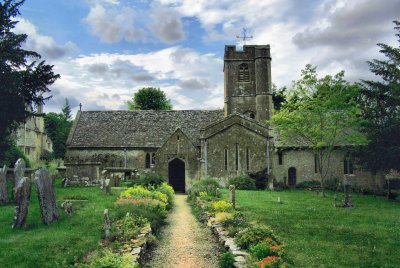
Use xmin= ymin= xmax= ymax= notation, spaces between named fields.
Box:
xmin=88 ymin=249 xmax=132 ymax=268
xmin=44 ymin=100 xmax=72 ymax=159
xmin=231 ymin=189 xmax=400 ymax=267
xmin=235 ymin=226 xmax=277 ymax=250
xmin=249 ymin=168 xmax=269 ymax=190
xmin=256 ymin=256 xmax=283 ymax=268
xmin=212 ymin=200 xmax=233 ymax=212
xmin=271 ymin=65 xmax=367 ymax=195
xmin=156 ymin=182 xmax=174 ymax=209
xmin=120 ymin=186 xmax=167 ymax=205
xmin=132 ymin=173 xmax=165 ymax=187
xmin=187 ymin=178 xmax=221 ymax=200
xmin=357 ymin=21 xmax=400 ymax=174
xmin=250 ymin=242 xmax=273 ymax=260
xmin=229 ymin=175 xmax=256 ymax=190
xmin=1 ymin=141 xmax=30 ymax=167
xmin=0 ymin=0 xmax=60 ymax=158
xmin=219 ymin=251 xmax=235 ymax=268
xmin=272 ymin=84 xmax=287 ymax=111
xmin=111 ymin=215 xmax=148 ymax=242
xmin=214 ymin=212 xmax=233 ymax=224
xmin=295 ymin=180 xmax=320 ymax=189
xmin=128 ymin=87 xmax=172 ymax=110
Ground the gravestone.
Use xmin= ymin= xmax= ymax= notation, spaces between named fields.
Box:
xmin=61 ymin=201 xmax=73 ymax=215
xmin=103 ymin=209 xmax=111 ymax=240
xmin=229 ymin=185 xmax=236 ymax=209
xmin=13 ymin=158 xmax=26 ymax=198
xmin=12 ymin=177 xmax=31 ymax=229
xmin=0 ymin=165 xmax=8 ymax=204
xmin=34 ymin=168 xmax=59 ymax=224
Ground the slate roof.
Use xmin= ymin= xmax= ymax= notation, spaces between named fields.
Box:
xmin=67 ymin=110 xmax=224 ymax=148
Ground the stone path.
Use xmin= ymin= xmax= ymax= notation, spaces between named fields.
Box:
xmin=145 ymin=194 xmax=219 ymax=268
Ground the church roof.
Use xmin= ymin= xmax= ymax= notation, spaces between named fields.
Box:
xmin=67 ymin=110 xmax=224 ymax=148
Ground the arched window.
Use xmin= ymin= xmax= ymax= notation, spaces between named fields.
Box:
xmin=145 ymin=153 xmax=151 ymax=169
xmin=344 ymin=157 xmax=354 ymax=174
xmin=238 ymin=63 xmax=250 ymax=82
xmin=288 ymin=167 xmax=296 ymax=187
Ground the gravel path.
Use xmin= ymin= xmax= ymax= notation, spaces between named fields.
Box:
xmin=145 ymin=194 xmax=219 ymax=268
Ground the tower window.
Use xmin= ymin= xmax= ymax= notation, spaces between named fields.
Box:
xmin=238 ymin=64 xmax=250 ymax=82
xmin=224 ymin=148 xmax=228 ymax=171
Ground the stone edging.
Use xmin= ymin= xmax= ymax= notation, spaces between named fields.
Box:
xmin=120 ymin=223 xmax=152 ymax=267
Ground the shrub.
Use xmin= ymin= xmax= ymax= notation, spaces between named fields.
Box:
xmin=249 ymin=168 xmax=269 ymax=190
xmin=250 ymin=242 xmax=273 ymax=260
xmin=214 ymin=212 xmax=233 ymax=224
xmin=256 ymin=256 xmax=282 ymax=268
xmin=296 ymin=180 xmax=320 ymax=189
xmin=156 ymin=182 xmax=174 ymax=209
xmin=272 ymin=180 xmax=287 ymax=191
xmin=219 ymin=251 xmax=235 ymax=268
xmin=111 ymin=215 xmax=148 ymax=241
xmin=120 ymin=186 xmax=168 ymax=204
xmin=228 ymin=175 xmax=256 ymax=190
xmin=220 ymin=211 xmax=248 ymax=229
xmin=133 ymin=173 xmax=165 ymax=187
xmin=213 ymin=200 xmax=233 ymax=212
xmin=2 ymin=142 xmax=30 ymax=168
xmin=89 ymin=249 xmax=132 ymax=268
xmin=188 ymin=178 xmax=221 ymax=200
xmin=236 ymin=226 xmax=277 ymax=249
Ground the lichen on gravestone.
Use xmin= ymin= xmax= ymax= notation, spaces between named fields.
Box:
xmin=34 ymin=168 xmax=59 ymax=224
xmin=13 ymin=158 xmax=26 ymax=198
xmin=12 ymin=177 xmax=31 ymax=229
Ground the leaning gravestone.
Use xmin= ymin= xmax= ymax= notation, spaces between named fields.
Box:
xmin=34 ymin=168 xmax=59 ymax=224
xmin=0 ymin=165 xmax=8 ymax=204
xmin=13 ymin=158 xmax=26 ymax=199
xmin=12 ymin=177 xmax=31 ymax=228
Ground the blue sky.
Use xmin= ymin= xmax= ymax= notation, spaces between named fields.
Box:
xmin=14 ymin=0 xmax=400 ymax=115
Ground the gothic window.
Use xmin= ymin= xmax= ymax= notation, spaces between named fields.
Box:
xmin=246 ymin=148 xmax=250 ymax=171
xmin=278 ymin=151 xmax=283 ymax=165
xmin=145 ymin=153 xmax=151 ymax=169
xmin=235 ymin=143 xmax=239 ymax=171
xmin=224 ymin=148 xmax=228 ymax=171
xmin=344 ymin=157 xmax=354 ymax=174
xmin=238 ymin=63 xmax=250 ymax=82
xmin=151 ymin=153 xmax=156 ymax=165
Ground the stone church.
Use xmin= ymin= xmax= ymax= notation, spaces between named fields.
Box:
xmin=65 ymin=45 xmax=383 ymax=192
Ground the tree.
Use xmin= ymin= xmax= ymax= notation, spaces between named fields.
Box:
xmin=0 ymin=0 xmax=60 ymax=163
xmin=272 ymin=84 xmax=287 ymax=111
xmin=357 ymin=21 xmax=400 ymax=174
xmin=61 ymin=98 xmax=72 ymax=121
xmin=271 ymin=65 xmax=367 ymax=196
xmin=128 ymin=87 xmax=172 ymax=110
xmin=44 ymin=109 xmax=72 ymax=159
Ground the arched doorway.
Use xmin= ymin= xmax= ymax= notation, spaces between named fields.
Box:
xmin=288 ymin=167 xmax=296 ymax=187
xmin=168 ymin=158 xmax=185 ymax=192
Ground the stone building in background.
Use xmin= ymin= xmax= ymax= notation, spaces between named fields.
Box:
xmin=65 ymin=45 xmax=383 ymax=192
xmin=15 ymin=102 xmax=53 ymax=162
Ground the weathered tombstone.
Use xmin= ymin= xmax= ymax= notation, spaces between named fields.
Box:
xmin=229 ymin=185 xmax=236 ymax=209
xmin=341 ymin=174 xmax=354 ymax=208
xmin=104 ymin=178 xmax=111 ymax=194
xmin=12 ymin=177 xmax=31 ymax=229
xmin=103 ymin=209 xmax=111 ymax=240
xmin=0 ymin=165 xmax=8 ymax=204
xmin=34 ymin=168 xmax=59 ymax=224
xmin=61 ymin=201 xmax=73 ymax=215
xmin=13 ymin=158 xmax=26 ymax=198
xmin=277 ymin=196 xmax=282 ymax=204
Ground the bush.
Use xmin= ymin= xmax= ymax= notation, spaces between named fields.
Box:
xmin=2 ymin=142 xmax=30 ymax=168
xmin=250 ymin=242 xmax=273 ymax=260
xmin=236 ymin=226 xmax=277 ymax=249
xmin=255 ymin=256 xmax=283 ymax=268
xmin=156 ymin=182 xmax=175 ymax=209
xmin=111 ymin=215 xmax=148 ymax=241
xmin=133 ymin=173 xmax=165 ymax=187
xmin=219 ymin=251 xmax=235 ymax=268
xmin=296 ymin=180 xmax=320 ymax=189
xmin=249 ymin=168 xmax=269 ymax=190
xmin=228 ymin=175 xmax=256 ymax=190
xmin=272 ymin=180 xmax=287 ymax=191
xmin=89 ymin=249 xmax=132 ymax=268
xmin=214 ymin=212 xmax=233 ymax=224
xmin=213 ymin=200 xmax=233 ymax=212
xmin=188 ymin=178 xmax=221 ymax=200
xmin=120 ymin=186 xmax=168 ymax=204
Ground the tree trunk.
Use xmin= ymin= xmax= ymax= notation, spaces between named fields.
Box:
xmin=0 ymin=165 xmax=8 ymax=205
xmin=12 ymin=177 xmax=31 ymax=229
xmin=34 ymin=168 xmax=59 ymax=224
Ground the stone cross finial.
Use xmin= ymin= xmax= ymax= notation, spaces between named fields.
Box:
xmin=236 ymin=28 xmax=253 ymax=45
xmin=79 ymin=103 xmax=82 ymax=111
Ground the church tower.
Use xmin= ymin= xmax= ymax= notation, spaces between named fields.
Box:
xmin=223 ymin=45 xmax=273 ymax=123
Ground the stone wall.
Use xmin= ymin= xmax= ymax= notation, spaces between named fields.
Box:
xmin=205 ymin=123 xmax=269 ymax=185
xmin=272 ymin=149 xmax=385 ymax=190
xmin=155 ymin=129 xmax=201 ymax=191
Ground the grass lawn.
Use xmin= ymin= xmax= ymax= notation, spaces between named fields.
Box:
xmin=0 ymin=179 xmax=122 ymax=268
xmin=227 ymin=189 xmax=400 ymax=267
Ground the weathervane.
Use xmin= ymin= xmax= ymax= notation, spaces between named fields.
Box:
xmin=236 ymin=28 xmax=253 ymax=45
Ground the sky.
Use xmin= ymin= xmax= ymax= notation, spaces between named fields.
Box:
xmin=14 ymin=0 xmax=400 ymax=115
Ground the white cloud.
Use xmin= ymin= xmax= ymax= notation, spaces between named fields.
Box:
xmin=13 ymin=18 xmax=78 ymax=60
xmin=150 ymin=7 xmax=185 ymax=43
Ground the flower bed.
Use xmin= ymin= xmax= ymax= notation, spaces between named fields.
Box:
xmin=74 ymin=183 xmax=174 ymax=267
xmin=188 ymin=180 xmax=290 ymax=268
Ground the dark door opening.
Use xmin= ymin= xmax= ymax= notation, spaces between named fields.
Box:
xmin=288 ymin=167 xmax=297 ymax=187
xmin=168 ymin=158 xmax=185 ymax=192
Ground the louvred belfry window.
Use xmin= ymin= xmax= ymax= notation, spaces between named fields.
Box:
xmin=239 ymin=64 xmax=250 ymax=82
